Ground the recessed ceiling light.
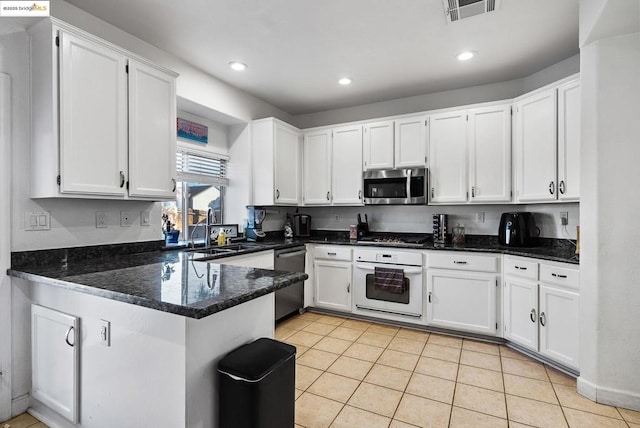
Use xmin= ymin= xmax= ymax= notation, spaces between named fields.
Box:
xmin=338 ymin=77 xmax=352 ymax=85
xmin=229 ymin=61 xmax=248 ymax=71
xmin=456 ymin=51 xmax=475 ymax=61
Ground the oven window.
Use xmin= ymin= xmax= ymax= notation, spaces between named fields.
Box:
xmin=365 ymin=273 xmax=410 ymax=304
xmin=363 ymin=177 xmax=407 ymax=199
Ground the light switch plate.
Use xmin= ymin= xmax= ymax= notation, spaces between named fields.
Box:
xmin=140 ymin=210 xmax=150 ymax=227
xmin=120 ymin=211 xmax=133 ymax=227
xmin=25 ymin=211 xmax=50 ymax=231
xmin=99 ymin=319 xmax=111 ymax=347
xmin=96 ymin=211 xmax=108 ymax=228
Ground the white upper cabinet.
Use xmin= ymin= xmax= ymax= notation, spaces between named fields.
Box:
xmin=332 ymin=125 xmax=364 ymax=205
xmin=29 ymin=20 xmax=178 ymax=200
xmin=303 ymin=130 xmax=332 ymax=205
xmin=468 ymin=105 xmax=512 ymax=203
xmin=514 ymin=88 xmax=558 ymax=202
xmin=395 ymin=115 xmax=428 ymax=169
xmin=252 ymin=118 xmax=301 ymax=206
xmin=429 ymin=110 xmax=468 ymax=203
xmin=128 ymin=59 xmax=177 ymax=199
xmin=363 ymin=121 xmax=394 ymax=170
xmin=557 ymin=79 xmax=581 ymax=201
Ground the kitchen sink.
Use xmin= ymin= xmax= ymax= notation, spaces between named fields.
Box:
xmin=188 ymin=242 xmax=263 ymax=258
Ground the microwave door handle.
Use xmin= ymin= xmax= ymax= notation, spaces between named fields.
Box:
xmin=406 ymin=169 xmax=411 ymax=199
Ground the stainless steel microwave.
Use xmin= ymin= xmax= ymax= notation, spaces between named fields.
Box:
xmin=363 ymin=168 xmax=428 ymax=205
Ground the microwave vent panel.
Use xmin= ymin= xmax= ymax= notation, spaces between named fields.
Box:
xmin=443 ymin=0 xmax=500 ymax=23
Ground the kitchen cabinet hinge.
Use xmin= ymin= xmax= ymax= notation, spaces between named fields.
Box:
xmin=496 ymin=323 xmax=498 ymax=330
xmin=510 ymin=190 xmax=513 ymax=197
xmin=125 ymin=64 xmax=129 ymax=73
xmin=56 ymin=175 xmax=61 ymax=186
xmin=55 ymin=36 xmax=59 ymax=47
xmin=496 ymin=279 xmax=498 ymax=287
xmin=510 ymin=106 xmax=513 ymax=115
xmin=126 ymin=181 xmax=129 ymax=190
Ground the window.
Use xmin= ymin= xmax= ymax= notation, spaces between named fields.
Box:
xmin=162 ymin=149 xmax=228 ymax=242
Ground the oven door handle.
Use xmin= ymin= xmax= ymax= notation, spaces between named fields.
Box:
xmin=355 ymin=263 xmax=422 ymax=275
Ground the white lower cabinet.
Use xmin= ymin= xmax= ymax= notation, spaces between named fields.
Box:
xmin=31 ymin=304 xmax=80 ymax=424
xmin=312 ymin=246 xmax=352 ymax=312
xmin=426 ymin=252 xmax=499 ymax=336
xmin=503 ymin=256 xmax=579 ymax=369
xmin=426 ymin=270 xmax=498 ymax=336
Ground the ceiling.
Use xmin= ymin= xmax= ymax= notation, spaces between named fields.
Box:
xmin=63 ymin=0 xmax=579 ymax=115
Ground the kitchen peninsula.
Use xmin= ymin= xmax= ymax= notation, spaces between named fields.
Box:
xmin=8 ymin=247 xmax=307 ymax=428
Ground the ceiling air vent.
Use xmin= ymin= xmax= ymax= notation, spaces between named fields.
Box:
xmin=443 ymin=0 xmax=500 ymax=23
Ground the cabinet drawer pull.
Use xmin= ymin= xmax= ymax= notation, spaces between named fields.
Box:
xmin=428 ymin=292 xmax=432 ymax=303
xmin=539 ymin=312 xmax=546 ymax=327
xmin=559 ymin=180 xmax=565 ymax=194
xmin=453 ymin=260 xmax=467 ymax=265
xmin=549 ymin=181 xmax=555 ymax=195
xmin=327 ymin=252 xmax=337 ymax=256
xmin=65 ymin=326 xmax=75 ymax=347
xmin=119 ymin=171 xmax=125 ymax=188
xmin=551 ymin=273 xmax=567 ymax=278
xmin=515 ymin=266 xmax=527 ymax=270
xmin=530 ymin=308 xmax=536 ymax=323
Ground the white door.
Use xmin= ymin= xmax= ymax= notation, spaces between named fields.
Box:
xmin=31 ymin=305 xmax=79 ymax=423
xmin=514 ymin=89 xmax=558 ymax=202
xmin=468 ymin=104 xmax=512 ymax=203
xmin=429 ymin=110 xmax=467 ymax=203
xmin=504 ymin=278 xmax=539 ymax=351
xmin=557 ymin=80 xmax=581 ymax=201
xmin=58 ymin=31 xmax=127 ymax=197
xmin=303 ymin=130 xmax=332 ymax=205
xmin=128 ymin=60 xmax=177 ymax=199
xmin=314 ymin=260 xmax=352 ymax=312
xmin=363 ymin=121 xmax=394 ymax=170
xmin=274 ymin=123 xmax=301 ymax=205
xmin=332 ymin=125 xmax=363 ymax=205
xmin=539 ymin=285 xmax=579 ymax=369
xmin=426 ymin=270 xmax=497 ymax=335
xmin=395 ymin=116 xmax=428 ymax=168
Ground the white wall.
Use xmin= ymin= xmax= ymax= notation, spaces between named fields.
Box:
xmin=224 ymin=124 xmax=252 ymax=229
xmin=578 ymin=0 xmax=640 ymax=410
xmin=291 ymin=54 xmax=580 ymax=129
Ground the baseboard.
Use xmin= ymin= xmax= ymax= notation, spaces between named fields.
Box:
xmin=11 ymin=393 xmax=29 ymax=416
xmin=578 ymin=377 xmax=640 ymax=411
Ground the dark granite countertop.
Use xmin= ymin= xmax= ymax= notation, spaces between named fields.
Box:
xmin=9 ymin=249 xmax=307 ymax=319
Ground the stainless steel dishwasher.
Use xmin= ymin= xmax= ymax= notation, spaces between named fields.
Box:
xmin=274 ymin=246 xmax=306 ymax=321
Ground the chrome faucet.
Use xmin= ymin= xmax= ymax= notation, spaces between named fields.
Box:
xmin=205 ymin=207 xmax=214 ymax=247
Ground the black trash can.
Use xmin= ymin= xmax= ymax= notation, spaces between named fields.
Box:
xmin=218 ymin=338 xmax=296 ymax=428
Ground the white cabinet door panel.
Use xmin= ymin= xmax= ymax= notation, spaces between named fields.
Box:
xmin=274 ymin=123 xmax=301 ymax=205
xmin=303 ymin=130 xmax=332 ymax=205
xmin=426 ymin=270 xmax=497 ymax=335
xmin=332 ymin=125 xmax=363 ymax=205
xmin=514 ymin=89 xmax=557 ymax=202
xmin=395 ymin=116 xmax=428 ymax=168
xmin=468 ymin=105 xmax=512 ymax=203
xmin=128 ymin=60 xmax=176 ymax=199
xmin=31 ymin=304 xmax=79 ymax=423
xmin=504 ymin=278 xmax=538 ymax=351
xmin=59 ymin=31 xmax=127 ymax=196
xmin=314 ymin=260 xmax=352 ymax=312
xmin=539 ymin=285 xmax=579 ymax=369
xmin=429 ymin=111 xmax=467 ymax=203
xmin=363 ymin=121 xmax=394 ymax=170
xmin=557 ymin=80 xmax=581 ymax=201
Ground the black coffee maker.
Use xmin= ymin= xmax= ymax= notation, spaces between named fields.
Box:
xmin=498 ymin=212 xmax=539 ymax=247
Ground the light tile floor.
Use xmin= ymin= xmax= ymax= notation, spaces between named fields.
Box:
xmin=278 ymin=311 xmax=640 ymax=428
xmin=0 ymin=413 xmax=47 ymax=428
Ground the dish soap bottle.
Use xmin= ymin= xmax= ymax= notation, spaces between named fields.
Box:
xmin=217 ymin=228 xmax=226 ymax=246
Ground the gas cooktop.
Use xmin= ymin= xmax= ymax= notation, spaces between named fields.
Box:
xmin=357 ymin=235 xmax=430 ymax=247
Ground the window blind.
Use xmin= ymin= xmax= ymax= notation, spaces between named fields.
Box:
xmin=176 ymin=150 xmax=229 ymax=186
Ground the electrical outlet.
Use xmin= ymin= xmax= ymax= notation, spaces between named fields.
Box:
xmin=96 ymin=211 xmax=108 ymax=228
xmin=140 ymin=210 xmax=150 ymax=227
xmin=476 ymin=212 xmax=485 ymax=223
xmin=99 ymin=319 xmax=111 ymax=347
xmin=120 ymin=211 xmax=133 ymax=227
xmin=560 ymin=212 xmax=569 ymax=226
xmin=334 ymin=214 xmax=340 ymax=222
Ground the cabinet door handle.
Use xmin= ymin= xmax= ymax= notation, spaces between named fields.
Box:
xmin=65 ymin=326 xmax=75 ymax=347
xmin=530 ymin=308 xmax=537 ymax=323
xmin=171 ymin=178 xmax=176 ymax=192
xmin=515 ymin=266 xmax=527 ymax=270
xmin=428 ymin=292 xmax=432 ymax=303
xmin=551 ymin=273 xmax=568 ymax=278
xmin=347 ymin=282 xmax=350 ymax=293
xmin=539 ymin=312 xmax=546 ymax=327
xmin=559 ymin=180 xmax=565 ymax=195
xmin=327 ymin=191 xmax=330 ymax=201
xmin=358 ymin=190 xmax=362 ymax=200
xmin=119 ymin=171 xmax=125 ymax=188
xmin=471 ymin=186 xmax=475 ymax=198
xmin=549 ymin=181 xmax=555 ymax=195
xmin=431 ymin=187 xmax=435 ymax=198
xmin=276 ymin=189 xmax=280 ymax=199
xmin=327 ymin=252 xmax=337 ymax=256
xmin=453 ymin=260 xmax=467 ymax=265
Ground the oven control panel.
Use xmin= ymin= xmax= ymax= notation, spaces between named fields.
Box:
xmin=375 ymin=253 xmax=398 ymax=263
